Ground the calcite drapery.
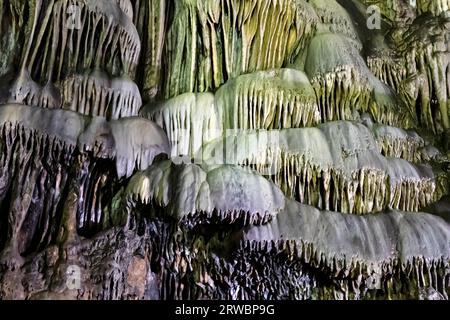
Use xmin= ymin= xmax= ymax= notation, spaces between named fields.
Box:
xmin=122 ymin=166 xmax=450 ymax=299
xmin=22 ymin=0 xmax=141 ymax=82
xmin=0 ymin=103 xmax=169 ymax=266
xmin=200 ymin=121 xmax=438 ymax=214
xmin=61 ymin=71 xmax=142 ymax=119
xmin=364 ymin=2 xmax=450 ymax=133
xmin=141 ymin=68 xmax=321 ymax=158
xmin=400 ymin=13 xmax=450 ymax=132
xmin=417 ymin=0 xmax=449 ymax=16
xmin=0 ymin=0 xmax=449 ymax=301
xmin=126 ymin=161 xmax=285 ymax=226
xmin=305 ymin=32 xmax=414 ymax=127
xmin=163 ymin=0 xmax=317 ymax=98
xmin=242 ymin=199 xmax=450 ymax=299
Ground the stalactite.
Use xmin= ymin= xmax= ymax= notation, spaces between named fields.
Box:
xmin=305 ymin=33 xmax=372 ymax=122
xmin=308 ymin=0 xmax=362 ymax=50
xmin=0 ymin=104 xmax=170 ymax=179
xmin=116 ymin=0 xmax=134 ymax=20
xmin=142 ymin=69 xmax=321 ymax=158
xmin=367 ymin=54 xmax=408 ymax=94
xmin=0 ymin=0 xmax=30 ymax=78
xmin=1 ymin=0 xmax=450 ymax=302
xmin=81 ymin=117 xmax=171 ymax=178
xmin=242 ymin=199 xmax=450 ymax=299
xmin=163 ymin=0 xmax=318 ymax=98
xmin=0 ymin=103 xmax=169 ymax=257
xmin=361 ymin=4 xmax=449 ymax=133
xmin=61 ymin=70 xmax=142 ymax=119
xmin=305 ymin=32 xmax=414 ymax=128
xmin=0 ymin=122 xmax=75 ymax=256
xmin=24 ymin=0 xmax=141 ymax=83
xmin=200 ymin=121 xmax=438 ymax=214
xmin=399 ymin=13 xmax=450 ymax=132
xmin=8 ymin=67 xmax=144 ymax=121
xmin=141 ymin=92 xmax=221 ymax=159
xmin=216 ymin=69 xmax=321 ymax=130
xmin=125 ymin=161 xmax=285 ymax=227
xmin=372 ymin=124 xmax=426 ymax=162
xmin=7 ymin=69 xmax=61 ymax=109
xmin=369 ymin=76 xmax=417 ymax=128
xmin=132 ymin=0 xmax=167 ymax=101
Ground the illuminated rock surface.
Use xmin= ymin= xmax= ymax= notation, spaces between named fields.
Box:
xmin=0 ymin=0 xmax=448 ymax=300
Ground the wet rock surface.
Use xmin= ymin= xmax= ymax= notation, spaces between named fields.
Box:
xmin=0 ymin=0 xmax=449 ymax=300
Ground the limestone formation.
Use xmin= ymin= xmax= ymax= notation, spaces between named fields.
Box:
xmin=125 ymin=161 xmax=285 ymax=226
xmin=163 ymin=0 xmax=317 ymax=98
xmin=200 ymin=121 xmax=439 ymax=214
xmin=0 ymin=0 xmax=449 ymax=301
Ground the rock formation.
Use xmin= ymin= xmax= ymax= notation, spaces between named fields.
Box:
xmin=0 ymin=0 xmax=449 ymax=300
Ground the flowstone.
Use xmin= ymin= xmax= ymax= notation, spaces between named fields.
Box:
xmin=0 ymin=0 xmax=449 ymax=301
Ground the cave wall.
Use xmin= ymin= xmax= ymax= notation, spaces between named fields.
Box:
xmin=0 ymin=0 xmax=449 ymax=300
